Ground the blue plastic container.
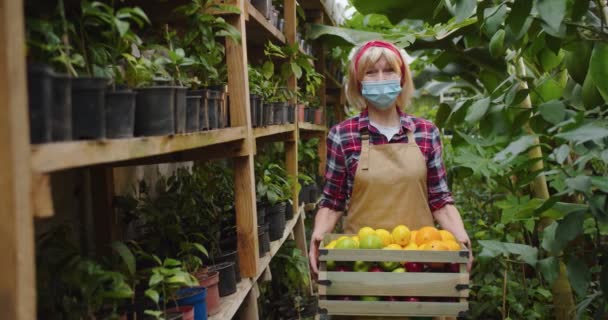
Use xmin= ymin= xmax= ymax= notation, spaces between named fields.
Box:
xmin=176 ymin=286 xmax=208 ymax=320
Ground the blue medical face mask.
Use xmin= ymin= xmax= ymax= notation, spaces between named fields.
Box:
xmin=361 ymin=79 xmax=402 ymax=110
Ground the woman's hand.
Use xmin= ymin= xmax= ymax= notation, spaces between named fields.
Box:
xmin=309 ymin=231 xmax=325 ymax=275
xmin=433 ymin=204 xmax=474 ymax=272
xmin=308 ymin=207 xmax=343 ymax=275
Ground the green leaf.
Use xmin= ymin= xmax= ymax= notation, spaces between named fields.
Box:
xmin=565 ymin=175 xmax=592 ymax=193
xmin=435 ymin=103 xmax=451 ymax=128
xmin=552 ymin=144 xmax=570 ymax=165
xmin=538 ymin=100 xmax=566 ymax=124
xmin=506 ymin=0 xmax=533 ymax=38
xmin=290 ymin=63 xmax=302 ymax=79
xmin=591 ymin=176 xmax=608 ymax=193
xmin=483 ymin=5 xmax=508 ymax=35
xmin=493 ymin=135 xmax=538 ymax=163
xmin=541 ymin=221 xmax=559 ymax=254
xmin=465 ymin=97 xmax=490 ymax=123
xmin=164 ymin=258 xmax=181 ymax=267
xmin=114 ymin=18 xmax=130 ymax=37
xmin=556 ymin=211 xmax=585 ymax=248
xmin=453 ymin=0 xmax=477 ymax=23
xmin=309 ymin=23 xmax=384 ymax=46
xmin=567 ymin=257 xmax=590 ymax=297
xmin=536 ymin=0 xmax=566 ymax=34
xmin=111 ymin=241 xmax=136 ymax=276
xmin=193 ymin=243 xmax=208 ymax=258
xmin=145 ymin=289 xmax=159 ymax=304
xmin=537 ymin=256 xmax=559 ymax=286
xmin=149 ymin=273 xmax=163 ymax=286
xmin=555 ymin=123 xmax=608 ymax=144
xmin=590 ymin=42 xmax=608 ymax=101
xmin=477 ymin=240 xmax=538 ymax=265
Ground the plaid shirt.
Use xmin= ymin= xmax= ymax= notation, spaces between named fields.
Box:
xmin=319 ymin=108 xmax=454 ymax=213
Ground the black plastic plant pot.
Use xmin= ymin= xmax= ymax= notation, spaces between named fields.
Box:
xmin=188 ymin=89 xmax=209 ymax=131
xmin=272 ymin=103 xmax=282 ymax=125
xmin=206 ymin=90 xmax=221 ymax=129
xmin=299 ymin=185 xmax=310 ymax=204
xmin=219 ymin=226 xmax=237 ymax=253
xmin=309 ymin=184 xmax=319 ymax=202
xmin=255 ymin=97 xmax=264 ymax=127
xmin=281 ymin=104 xmax=289 ymax=124
xmin=257 ymin=203 xmax=266 ymax=225
xmin=51 ymin=73 xmax=72 ymax=141
xmin=262 ymin=223 xmax=271 ymax=253
xmin=267 ymin=202 xmax=287 ymax=241
xmin=134 ymin=86 xmax=175 ymax=137
xmin=185 ymin=95 xmax=201 ymax=133
xmin=287 ymin=104 xmax=295 ymax=124
xmin=258 ymin=226 xmax=266 ymax=256
xmin=174 ymin=86 xmax=187 ymax=134
xmin=263 ymin=102 xmax=274 ymax=126
xmin=71 ymin=77 xmax=108 ymax=140
xmin=27 ymin=65 xmax=55 ymax=143
xmin=250 ymin=95 xmax=258 ymax=127
xmin=285 ymin=201 xmax=294 ymax=220
xmin=105 ymin=89 xmax=136 ymax=139
xmin=209 ymin=262 xmax=237 ymax=297
xmin=214 ymin=250 xmax=240 ymax=283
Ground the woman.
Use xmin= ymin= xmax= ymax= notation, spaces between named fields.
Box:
xmin=309 ymin=40 xmax=473 ymax=276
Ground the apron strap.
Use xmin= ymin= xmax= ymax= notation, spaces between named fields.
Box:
xmin=360 ymin=129 xmax=370 ymax=170
xmin=406 ymin=130 xmax=415 ymax=144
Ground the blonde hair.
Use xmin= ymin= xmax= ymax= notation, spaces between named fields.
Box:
xmin=345 ymin=43 xmax=415 ymax=111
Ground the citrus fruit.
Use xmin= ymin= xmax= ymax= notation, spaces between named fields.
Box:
xmin=392 ymin=225 xmax=411 ymax=246
xmin=383 ymin=244 xmax=402 ymax=250
xmin=335 ymin=238 xmax=359 ymax=249
xmin=337 ymin=236 xmax=349 ymax=242
xmin=403 ymin=242 xmax=418 ymax=250
xmin=444 ymin=240 xmax=461 ymax=251
xmin=358 ymin=226 xmax=376 ymax=239
xmin=351 ymin=236 xmax=359 ymax=245
xmin=439 ymin=230 xmax=456 ymax=242
xmin=410 ymin=230 xmax=418 ymax=244
xmin=359 ymin=234 xmax=384 ymax=249
xmin=325 ymin=240 xmax=337 ymax=249
xmin=415 ymin=226 xmax=442 ymax=246
xmin=375 ymin=228 xmax=393 ymax=246
xmin=426 ymin=240 xmax=449 ymax=251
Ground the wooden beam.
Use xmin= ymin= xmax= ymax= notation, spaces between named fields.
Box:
xmin=90 ymin=167 xmax=119 ymax=258
xmin=31 ymin=174 xmax=54 ymax=218
xmin=225 ymin=5 xmax=259 ymax=278
xmin=293 ymin=211 xmax=313 ymax=295
xmin=237 ymin=282 xmax=259 ymax=320
xmin=0 ymin=0 xmax=36 ymax=319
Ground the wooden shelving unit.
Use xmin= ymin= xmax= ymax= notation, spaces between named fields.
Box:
xmin=0 ymin=0 xmax=339 ymax=319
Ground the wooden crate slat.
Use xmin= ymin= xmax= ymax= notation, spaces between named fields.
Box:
xmin=318 ymin=271 xmax=469 ymax=297
xmin=318 ymin=300 xmax=469 ymax=317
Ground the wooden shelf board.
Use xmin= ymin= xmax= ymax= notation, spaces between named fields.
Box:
xmin=299 ymin=0 xmax=336 ymax=26
xmin=208 ymin=205 xmax=304 ymax=320
xmin=253 ymin=123 xmax=296 ymax=139
xmin=246 ymin=2 xmax=286 ymax=45
xmin=31 ymin=127 xmax=247 ymax=173
xmin=299 ymin=122 xmax=327 ymax=133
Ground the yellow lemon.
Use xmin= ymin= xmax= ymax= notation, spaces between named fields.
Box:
xmin=444 ymin=240 xmax=461 ymax=251
xmin=325 ymin=240 xmax=337 ymax=249
xmin=392 ymin=225 xmax=411 ymax=246
xmin=358 ymin=226 xmax=376 ymax=240
xmin=439 ymin=230 xmax=456 ymax=242
xmin=403 ymin=242 xmax=418 ymax=250
xmin=337 ymin=236 xmax=349 ymax=242
xmin=375 ymin=228 xmax=393 ymax=246
xmin=351 ymin=236 xmax=359 ymax=245
xmin=383 ymin=244 xmax=402 ymax=250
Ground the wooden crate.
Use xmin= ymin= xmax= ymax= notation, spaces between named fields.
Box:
xmin=317 ymin=234 xmax=470 ymax=318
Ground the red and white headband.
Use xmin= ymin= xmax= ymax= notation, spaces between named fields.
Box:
xmin=354 ymin=40 xmax=406 ymax=84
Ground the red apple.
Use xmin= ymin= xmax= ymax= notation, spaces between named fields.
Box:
xmin=338 ymin=295 xmax=353 ymax=300
xmin=402 ymin=297 xmax=420 ymax=302
xmin=335 ymin=265 xmax=352 ymax=272
xmin=447 ymin=263 xmax=460 ymax=273
xmin=384 ymin=296 xmax=399 ymax=301
xmin=404 ymin=262 xmax=423 ymax=272
xmin=369 ymin=265 xmax=384 ymax=272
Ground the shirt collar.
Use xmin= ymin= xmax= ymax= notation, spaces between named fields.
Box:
xmin=358 ymin=107 xmax=416 ymax=133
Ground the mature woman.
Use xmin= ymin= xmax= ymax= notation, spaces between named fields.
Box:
xmin=308 ymin=40 xmax=473 ymax=277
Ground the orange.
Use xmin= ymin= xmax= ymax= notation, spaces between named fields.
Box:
xmin=358 ymin=227 xmax=376 ymax=240
xmin=375 ymin=228 xmax=393 ymax=246
xmin=391 ymin=225 xmax=411 ymax=246
xmin=439 ymin=230 xmax=456 ymax=242
xmin=444 ymin=240 xmax=461 ymax=251
xmin=426 ymin=240 xmax=449 ymax=251
xmin=415 ymin=226 xmax=442 ymax=246
xmin=410 ymin=230 xmax=418 ymax=244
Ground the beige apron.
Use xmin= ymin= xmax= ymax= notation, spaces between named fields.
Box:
xmin=333 ymin=129 xmax=438 ymax=320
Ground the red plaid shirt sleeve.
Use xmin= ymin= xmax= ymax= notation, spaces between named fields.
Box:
xmin=426 ymin=124 xmax=454 ymax=212
xmin=319 ymin=125 xmax=348 ymax=211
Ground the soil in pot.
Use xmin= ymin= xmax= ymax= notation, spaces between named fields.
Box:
xmin=214 ymin=249 xmax=240 ymax=283
xmin=209 ymin=262 xmax=237 ymax=297
xmin=176 ymin=286 xmax=207 ymax=320
xmin=263 ymin=102 xmax=274 ymax=126
xmin=193 ymin=270 xmax=220 ymax=316
xmin=135 ymin=86 xmax=175 ymax=136
xmin=105 ymin=89 xmax=136 ymax=139
xmin=174 ymin=86 xmax=188 ymax=134
xmin=71 ymin=77 xmax=108 ymax=140
xmin=166 ymin=306 xmax=194 ymax=320
xmin=51 ymin=73 xmax=72 ymax=141
xmin=206 ymin=90 xmax=220 ymax=129
xmin=250 ymin=94 xmax=258 ymax=127
xmin=186 ymin=95 xmax=201 ymax=133
xmin=267 ymin=202 xmax=287 ymax=241
xmin=27 ymin=64 xmax=53 ymax=143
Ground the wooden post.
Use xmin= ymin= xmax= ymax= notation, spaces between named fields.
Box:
xmin=90 ymin=167 xmax=120 ymax=257
xmin=293 ymin=208 xmax=313 ymax=295
xmin=0 ymin=0 xmax=36 ymax=319
xmin=285 ymin=0 xmax=299 ymax=215
xmin=225 ymin=2 xmax=259 ymax=278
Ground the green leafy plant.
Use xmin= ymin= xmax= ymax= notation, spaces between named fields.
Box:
xmin=256 ymin=162 xmax=292 ymax=205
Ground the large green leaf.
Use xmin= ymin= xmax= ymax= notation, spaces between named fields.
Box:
xmin=567 ymin=257 xmax=590 ymax=297
xmin=535 ymin=0 xmax=566 ymax=34
xmin=465 ymin=97 xmax=490 ymax=123
xmin=555 ymin=123 xmax=608 ymax=145
xmin=556 ymin=211 xmax=585 ymax=248
xmin=493 ymin=135 xmax=538 ymax=163
xmin=451 ymin=0 xmax=477 ymax=23
xmin=351 ymin=0 xmax=448 ymax=24
xmin=483 ymin=5 xmax=509 ymax=35
xmin=589 ymin=42 xmax=608 ymax=101
xmin=506 ymin=0 xmax=533 ymax=39
xmin=538 ymin=100 xmax=566 ymax=125
xmin=309 ymin=24 xmax=383 ymax=46
xmin=111 ymin=241 xmax=136 ymax=276
xmin=537 ymin=256 xmax=559 ymax=286
xmin=478 ymin=240 xmax=538 ymax=265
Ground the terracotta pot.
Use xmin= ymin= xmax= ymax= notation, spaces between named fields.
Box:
xmin=194 ymin=269 xmax=220 ymax=316
xmin=314 ymin=109 xmax=324 ymax=125
xmin=297 ymin=104 xmax=306 ymax=122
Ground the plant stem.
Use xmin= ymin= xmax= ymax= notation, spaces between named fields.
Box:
xmin=79 ymin=19 xmax=92 ymax=77
xmin=58 ymin=0 xmax=76 ymax=77
xmin=502 ymin=262 xmax=508 ymax=319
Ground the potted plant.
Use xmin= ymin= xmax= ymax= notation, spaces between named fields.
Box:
xmin=256 ymin=162 xmax=292 ymax=240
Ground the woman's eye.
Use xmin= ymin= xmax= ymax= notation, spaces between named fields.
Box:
xmin=365 ymin=70 xmax=378 ymax=75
